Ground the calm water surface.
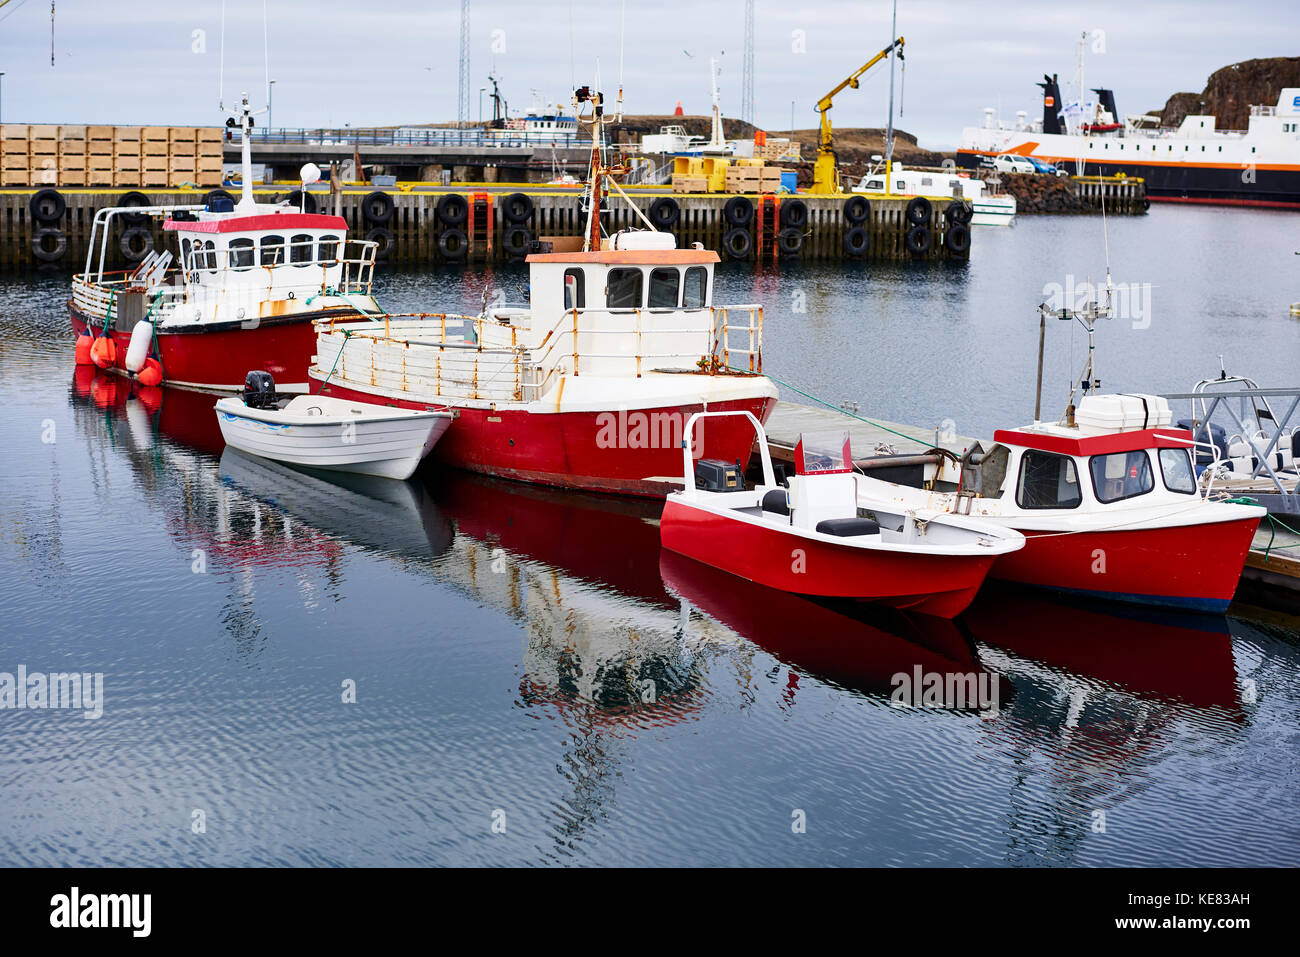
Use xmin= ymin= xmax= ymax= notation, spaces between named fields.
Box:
xmin=1 ymin=205 xmax=1298 ymax=866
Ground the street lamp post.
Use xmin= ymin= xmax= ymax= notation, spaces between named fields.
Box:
xmin=479 ymin=88 xmax=485 ymax=126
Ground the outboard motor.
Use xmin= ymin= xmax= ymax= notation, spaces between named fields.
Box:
xmin=243 ymin=370 xmax=277 ymax=409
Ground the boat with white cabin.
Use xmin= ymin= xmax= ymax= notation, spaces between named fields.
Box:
xmin=307 ymin=84 xmax=777 ymax=496
xmin=854 ymin=160 xmax=1017 ymax=226
xmin=70 ymin=92 xmax=379 ymax=392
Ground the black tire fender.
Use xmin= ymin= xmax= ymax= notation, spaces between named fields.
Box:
xmin=31 ymin=227 xmax=67 ymax=263
xmin=502 ymin=192 xmax=534 ymax=225
xmin=905 ymin=224 xmax=931 ymax=255
xmin=843 ymin=195 xmax=870 ymax=224
xmin=780 ymin=198 xmax=808 ymax=229
xmin=438 ymin=227 xmax=468 ymax=260
xmin=843 ymin=225 xmax=869 ymax=257
xmin=436 ymin=193 xmax=469 ymax=226
xmin=944 ymin=222 xmax=971 ymax=255
xmin=362 ymin=190 xmax=395 ymax=225
xmin=723 ymin=195 xmax=754 ymax=227
xmin=777 ymin=226 xmax=803 ymax=256
xmin=647 ymin=196 xmax=680 ymax=229
xmin=119 ymin=226 xmax=154 ymax=263
xmin=364 ymin=227 xmax=395 ymax=260
xmin=30 ymin=188 xmax=66 ymax=224
xmin=722 ymin=226 xmax=752 ymax=260
xmin=905 ymin=196 xmax=932 ymax=226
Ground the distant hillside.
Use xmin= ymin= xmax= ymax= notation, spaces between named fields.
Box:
xmin=1152 ymin=56 xmax=1300 ymax=129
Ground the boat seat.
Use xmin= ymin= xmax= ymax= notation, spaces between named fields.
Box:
xmin=815 ymin=517 xmax=881 ymax=537
xmin=761 ymin=489 xmax=790 ymax=515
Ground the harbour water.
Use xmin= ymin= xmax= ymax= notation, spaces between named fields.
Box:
xmin=1 ymin=205 xmax=1297 ymax=866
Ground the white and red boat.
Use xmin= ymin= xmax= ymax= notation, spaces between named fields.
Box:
xmin=70 ymin=92 xmax=379 ymax=392
xmin=659 ymin=412 xmax=1025 ymax=618
xmin=856 ymin=393 xmax=1264 ymax=612
xmin=308 ymin=86 xmax=777 ymax=496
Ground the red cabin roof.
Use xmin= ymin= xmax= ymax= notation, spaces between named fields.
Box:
xmin=994 ymin=427 xmax=1194 ymax=457
xmin=163 ymin=213 xmax=348 ymax=233
xmin=526 ymin=249 xmax=720 ymax=265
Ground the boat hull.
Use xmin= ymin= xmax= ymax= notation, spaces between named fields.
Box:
xmin=312 ymin=378 xmax=777 ymax=497
xmin=659 ymin=499 xmax=998 ymax=618
xmin=70 ymin=306 xmax=341 ymax=393
xmin=992 ymin=516 xmax=1262 ymax=612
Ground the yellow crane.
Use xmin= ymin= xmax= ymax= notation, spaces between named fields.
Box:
xmin=810 ymin=36 xmax=904 ymax=194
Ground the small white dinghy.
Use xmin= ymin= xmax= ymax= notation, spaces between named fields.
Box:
xmin=215 ymin=372 xmax=453 ymax=480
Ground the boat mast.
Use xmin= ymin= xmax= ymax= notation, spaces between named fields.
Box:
xmin=884 ymin=0 xmax=899 ymax=184
xmin=576 ymin=85 xmax=605 ymax=251
xmin=708 ymin=57 xmax=724 ymax=150
xmin=234 ymin=92 xmax=257 ymax=211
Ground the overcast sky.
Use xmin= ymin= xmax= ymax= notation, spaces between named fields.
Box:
xmin=0 ymin=1 xmax=1295 ymax=149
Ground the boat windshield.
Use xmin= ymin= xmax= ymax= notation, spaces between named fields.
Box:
xmin=796 ymin=430 xmax=852 ymax=475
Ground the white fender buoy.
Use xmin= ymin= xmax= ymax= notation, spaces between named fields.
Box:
xmin=125 ymin=321 xmax=153 ymax=373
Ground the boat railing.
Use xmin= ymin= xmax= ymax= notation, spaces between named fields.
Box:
xmin=315 ymin=301 xmax=766 ymax=404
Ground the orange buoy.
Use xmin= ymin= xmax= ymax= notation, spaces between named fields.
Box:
xmin=90 ymin=336 xmax=117 ymax=370
xmin=137 ymin=357 xmax=163 ymax=387
xmin=74 ymin=334 xmax=94 ymax=366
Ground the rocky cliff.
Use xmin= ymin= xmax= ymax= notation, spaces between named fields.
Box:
xmin=1154 ymin=56 xmax=1300 ymax=129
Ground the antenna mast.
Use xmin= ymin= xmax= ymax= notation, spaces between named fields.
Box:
xmin=741 ymin=0 xmax=755 ymax=127
xmin=457 ymin=0 xmax=471 ymax=128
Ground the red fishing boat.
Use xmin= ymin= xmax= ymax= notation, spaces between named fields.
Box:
xmin=70 ymin=92 xmax=378 ymax=392
xmin=308 ymin=85 xmax=777 ymax=496
xmin=659 ymin=412 xmax=1025 ymax=618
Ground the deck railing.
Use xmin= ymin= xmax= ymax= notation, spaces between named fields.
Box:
xmin=314 ymin=302 xmax=766 ymax=405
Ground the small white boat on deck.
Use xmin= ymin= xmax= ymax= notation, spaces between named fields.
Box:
xmin=215 ymin=373 xmax=452 ymax=480
xmin=854 ymin=161 xmax=1017 ymax=226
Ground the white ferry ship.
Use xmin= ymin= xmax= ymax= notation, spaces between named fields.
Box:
xmin=958 ymin=73 xmax=1300 ymax=208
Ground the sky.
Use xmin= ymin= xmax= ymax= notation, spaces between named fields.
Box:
xmin=0 ymin=0 xmax=1296 ymax=150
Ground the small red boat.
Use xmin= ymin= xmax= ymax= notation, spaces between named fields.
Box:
xmin=659 ymin=412 xmax=1026 ymax=618
xmin=70 ymin=92 xmax=378 ymax=393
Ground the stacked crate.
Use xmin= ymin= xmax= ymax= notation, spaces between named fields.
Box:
xmin=724 ymin=160 xmax=782 ymax=193
xmin=141 ymin=127 xmax=169 ymax=187
xmin=28 ymin=125 xmax=59 ymax=186
xmin=196 ymin=127 xmax=223 ymax=187
xmin=87 ymin=127 xmax=114 ymax=186
xmin=58 ymin=126 xmax=87 ymax=186
xmin=113 ymin=126 xmax=141 ymax=187
xmin=1 ymin=125 xmax=29 ymax=186
xmin=168 ymin=127 xmax=196 ymax=186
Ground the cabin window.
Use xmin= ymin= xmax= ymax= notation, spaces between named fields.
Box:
xmin=201 ymin=240 xmax=217 ymax=271
xmin=563 ymin=268 xmax=585 ymax=310
xmin=228 ymin=238 xmax=255 ymax=270
xmin=1159 ymin=448 xmax=1197 ymax=494
xmin=683 ymin=267 xmax=708 ymax=308
xmin=1089 ymin=450 xmax=1154 ymax=503
xmin=290 ymin=233 xmax=314 ymax=265
xmin=606 ymin=268 xmax=643 ymax=309
xmin=318 ymin=234 xmax=340 ymax=262
xmin=1015 ymin=450 xmax=1082 ymax=509
xmin=260 ymin=234 xmax=285 ymax=266
xmin=180 ymin=238 xmax=193 ymax=272
xmin=648 ymin=268 xmax=680 ymax=308
xmin=866 ymin=179 xmax=883 ymax=189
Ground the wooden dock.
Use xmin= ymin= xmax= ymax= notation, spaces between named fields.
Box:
xmin=0 ymin=183 xmax=974 ymax=272
xmin=761 ymin=400 xmax=983 ymax=461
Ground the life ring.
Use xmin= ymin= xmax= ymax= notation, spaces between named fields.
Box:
xmin=905 ymin=223 xmax=931 ymax=255
xmin=777 ymin=226 xmax=803 ymax=257
xmin=722 ymin=226 xmax=752 ymax=260
xmin=843 ymin=225 xmax=869 ymax=257
xmin=648 ymin=196 xmax=680 ymax=229
xmin=120 ymin=190 xmax=152 ymax=226
xmin=438 ymin=227 xmax=468 ymax=260
xmin=287 ymin=189 xmax=318 ymax=214
xmin=780 ymin=198 xmax=808 ymax=229
xmin=436 ymin=193 xmax=468 ymax=226
xmin=843 ymin=195 xmax=870 ymax=224
xmin=119 ymin=226 xmax=154 ymax=262
xmin=723 ymin=195 xmax=754 ymax=227
xmin=30 ymin=188 xmax=66 ymax=224
xmin=502 ymin=192 xmax=534 ymax=225
xmin=362 ymin=190 xmax=395 ymax=225
xmin=364 ymin=227 xmax=394 ymax=260
xmin=905 ymin=197 xmax=932 ymax=226
xmin=31 ymin=227 xmax=68 ymax=263
xmin=944 ymin=222 xmax=971 ymax=255
xmin=502 ymin=225 xmax=532 ymax=260
xmin=945 ymin=200 xmax=973 ymax=225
